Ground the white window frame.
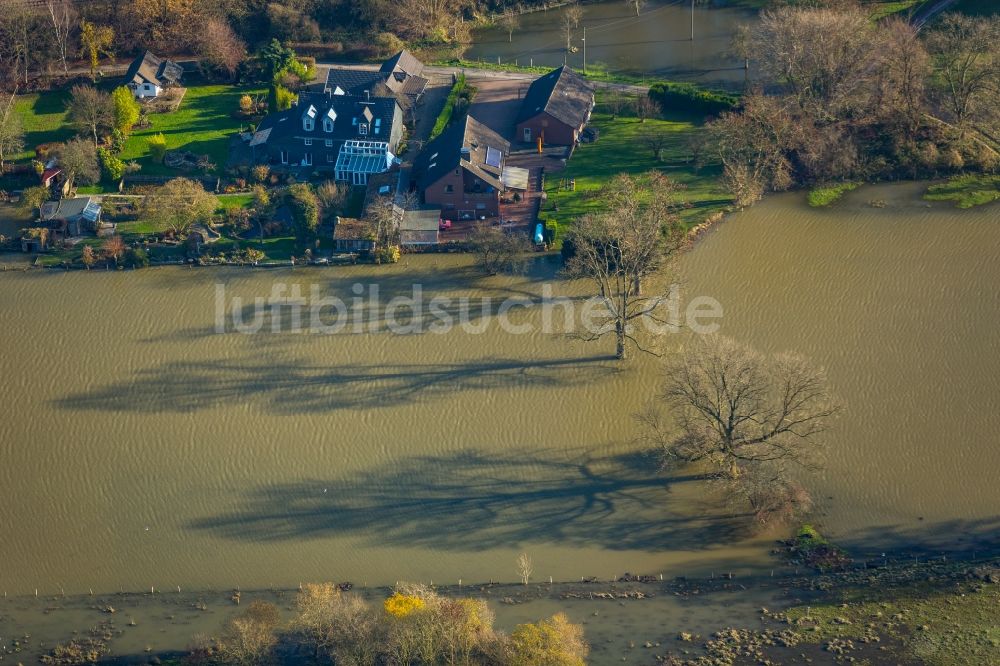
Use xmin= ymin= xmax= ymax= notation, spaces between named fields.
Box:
xmin=303 ymin=152 xmax=313 ymax=166
xmin=304 ymin=138 xmax=312 ymax=146
xmin=325 ymin=139 xmax=333 ymax=147
xmin=359 ymin=123 xmax=368 ymax=136
xmin=280 ymin=150 xmax=288 ymax=165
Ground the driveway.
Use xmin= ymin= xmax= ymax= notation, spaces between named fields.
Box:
xmin=466 ymin=77 xmax=532 ymax=144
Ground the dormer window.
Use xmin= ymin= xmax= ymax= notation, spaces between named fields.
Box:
xmin=302 ymin=104 xmax=317 ymax=132
xmin=323 ymin=107 xmax=336 ymax=132
xmin=374 ymin=118 xmax=381 ymax=135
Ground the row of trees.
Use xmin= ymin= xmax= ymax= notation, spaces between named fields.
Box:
xmin=0 ymin=0 xmax=247 ymax=87
xmin=709 ymin=6 xmax=1000 ymax=206
xmin=201 ymin=582 xmax=588 ymax=665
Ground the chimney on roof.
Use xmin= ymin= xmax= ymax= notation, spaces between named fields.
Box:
xmin=460 ymin=146 xmax=471 ymax=160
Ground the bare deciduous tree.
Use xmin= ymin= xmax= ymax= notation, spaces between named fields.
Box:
xmin=69 ymin=84 xmax=114 ymax=146
xmin=499 ymin=7 xmax=520 ymax=43
xmin=57 ymin=137 xmax=100 ymax=186
xmin=81 ymin=244 xmax=96 ymax=269
xmin=642 ymin=128 xmax=669 ymax=161
xmin=873 ymin=18 xmax=930 ymax=135
xmin=704 ymin=93 xmax=796 ymax=208
xmin=747 ymin=6 xmax=877 ymax=121
xmin=516 ymin=552 xmax=533 ymax=585
xmin=45 ymin=0 xmax=76 ymax=75
xmin=632 ymin=95 xmax=659 ymax=123
xmin=467 ymin=222 xmax=530 ymax=276
xmin=0 ymin=92 xmax=25 ymax=173
xmin=294 ymin=583 xmax=382 ymax=665
xmin=645 ymin=335 xmax=839 ymax=525
xmin=216 ymin=601 xmax=279 ymax=666
xmin=195 ymin=16 xmax=247 ymax=80
xmin=563 ymin=172 xmax=685 ymax=359
xmin=561 ymin=2 xmax=583 ymax=61
xmin=925 ymin=13 xmax=1000 ymax=134
xmin=101 ymin=234 xmax=125 ymax=266
xmin=141 ymin=178 xmax=219 ymax=237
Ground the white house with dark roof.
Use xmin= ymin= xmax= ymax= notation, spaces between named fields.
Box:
xmin=124 ymin=51 xmax=184 ymax=99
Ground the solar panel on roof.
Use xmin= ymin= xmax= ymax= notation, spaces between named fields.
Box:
xmin=485 ymin=147 xmax=502 ymax=169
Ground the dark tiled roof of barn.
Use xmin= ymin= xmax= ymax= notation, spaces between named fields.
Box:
xmin=516 ymin=66 xmax=594 ymax=127
xmin=380 ymin=50 xmax=425 ymax=77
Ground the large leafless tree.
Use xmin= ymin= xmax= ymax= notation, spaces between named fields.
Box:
xmin=645 ymin=335 xmax=839 ymax=525
xmin=925 ymin=13 xmax=1000 ymax=134
xmin=69 ymin=84 xmax=114 ymax=146
xmin=563 ymin=172 xmax=685 ymax=360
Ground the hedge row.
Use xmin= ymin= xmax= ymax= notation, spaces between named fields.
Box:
xmin=647 ymin=81 xmax=739 ymax=117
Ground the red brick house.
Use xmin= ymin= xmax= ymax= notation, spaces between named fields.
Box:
xmin=414 ymin=115 xmax=510 ymax=220
xmin=515 ymin=66 xmax=595 ymax=146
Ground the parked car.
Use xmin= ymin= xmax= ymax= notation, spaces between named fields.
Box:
xmin=439 ymin=219 xmax=452 ymax=231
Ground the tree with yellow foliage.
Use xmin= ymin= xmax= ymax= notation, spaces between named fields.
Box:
xmin=79 ymin=22 xmax=114 ymax=82
xmin=507 ymin=613 xmax=589 ymax=665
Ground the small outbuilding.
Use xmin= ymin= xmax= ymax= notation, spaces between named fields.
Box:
xmin=333 ymin=217 xmax=375 ymax=253
xmin=39 ymin=197 xmax=102 ymax=236
xmin=400 ymin=209 xmax=440 ymax=246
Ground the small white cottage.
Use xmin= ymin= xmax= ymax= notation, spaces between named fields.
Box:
xmin=124 ymin=51 xmax=183 ymax=99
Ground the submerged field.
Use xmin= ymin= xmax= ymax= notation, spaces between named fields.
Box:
xmin=0 ymin=183 xmax=998 ymax=605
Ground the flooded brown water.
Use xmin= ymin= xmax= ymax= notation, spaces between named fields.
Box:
xmin=466 ymin=0 xmax=755 ymax=88
xmin=1 ymin=182 xmax=999 ymax=603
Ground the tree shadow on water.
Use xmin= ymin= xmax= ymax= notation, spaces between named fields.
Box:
xmin=54 ymin=355 xmax=617 ymax=414
xmin=190 ymin=448 xmax=739 ymax=552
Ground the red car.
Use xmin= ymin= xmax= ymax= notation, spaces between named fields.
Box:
xmin=439 ymin=219 xmax=452 ymax=231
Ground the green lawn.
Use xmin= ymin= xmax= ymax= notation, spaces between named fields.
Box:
xmin=543 ymin=107 xmax=731 ymax=233
xmin=10 ymin=80 xmax=264 ymax=181
xmin=924 ymin=174 xmax=1000 ymax=208
xmin=120 ymin=82 xmax=266 ymax=175
xmin=11 ymin=89 xmax=74 ymax=162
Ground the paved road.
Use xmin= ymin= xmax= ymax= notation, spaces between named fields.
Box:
xmin=316 ymin=60 xmax=651 ymax=95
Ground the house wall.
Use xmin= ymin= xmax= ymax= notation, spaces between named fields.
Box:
xmin=516 ymin=109 xmax=588 ymax=146
xmin=389 ymin=105 xmax=404 ymax=153
xmin=132 ymin=82 xmax=161 ymax=99
xmin=423 ymin=169 xmax=500 ymax=219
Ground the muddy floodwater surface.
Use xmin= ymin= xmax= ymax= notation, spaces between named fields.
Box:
xmin=1 ymin=183 xmax=999 ymax=602
xmin=466 ymin=0 xmax=756 ymax=88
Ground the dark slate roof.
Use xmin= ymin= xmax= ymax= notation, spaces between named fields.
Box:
xmin=324 ymin=64 xmax=428 ymax=104
xmin=414 ymin=115 xmax=511 ymax=191
xmin=252 ymin=92 xmax=398 ymax=147
xmin=125 ymin=51 xmax=183 ymax=87
xmin=380 ymin=50 xmax=425 ymax=77
xmin=516 ymin=66 xmax=595 ymax=127
xmin=324 ymin=69 xmax=385 ymax=96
